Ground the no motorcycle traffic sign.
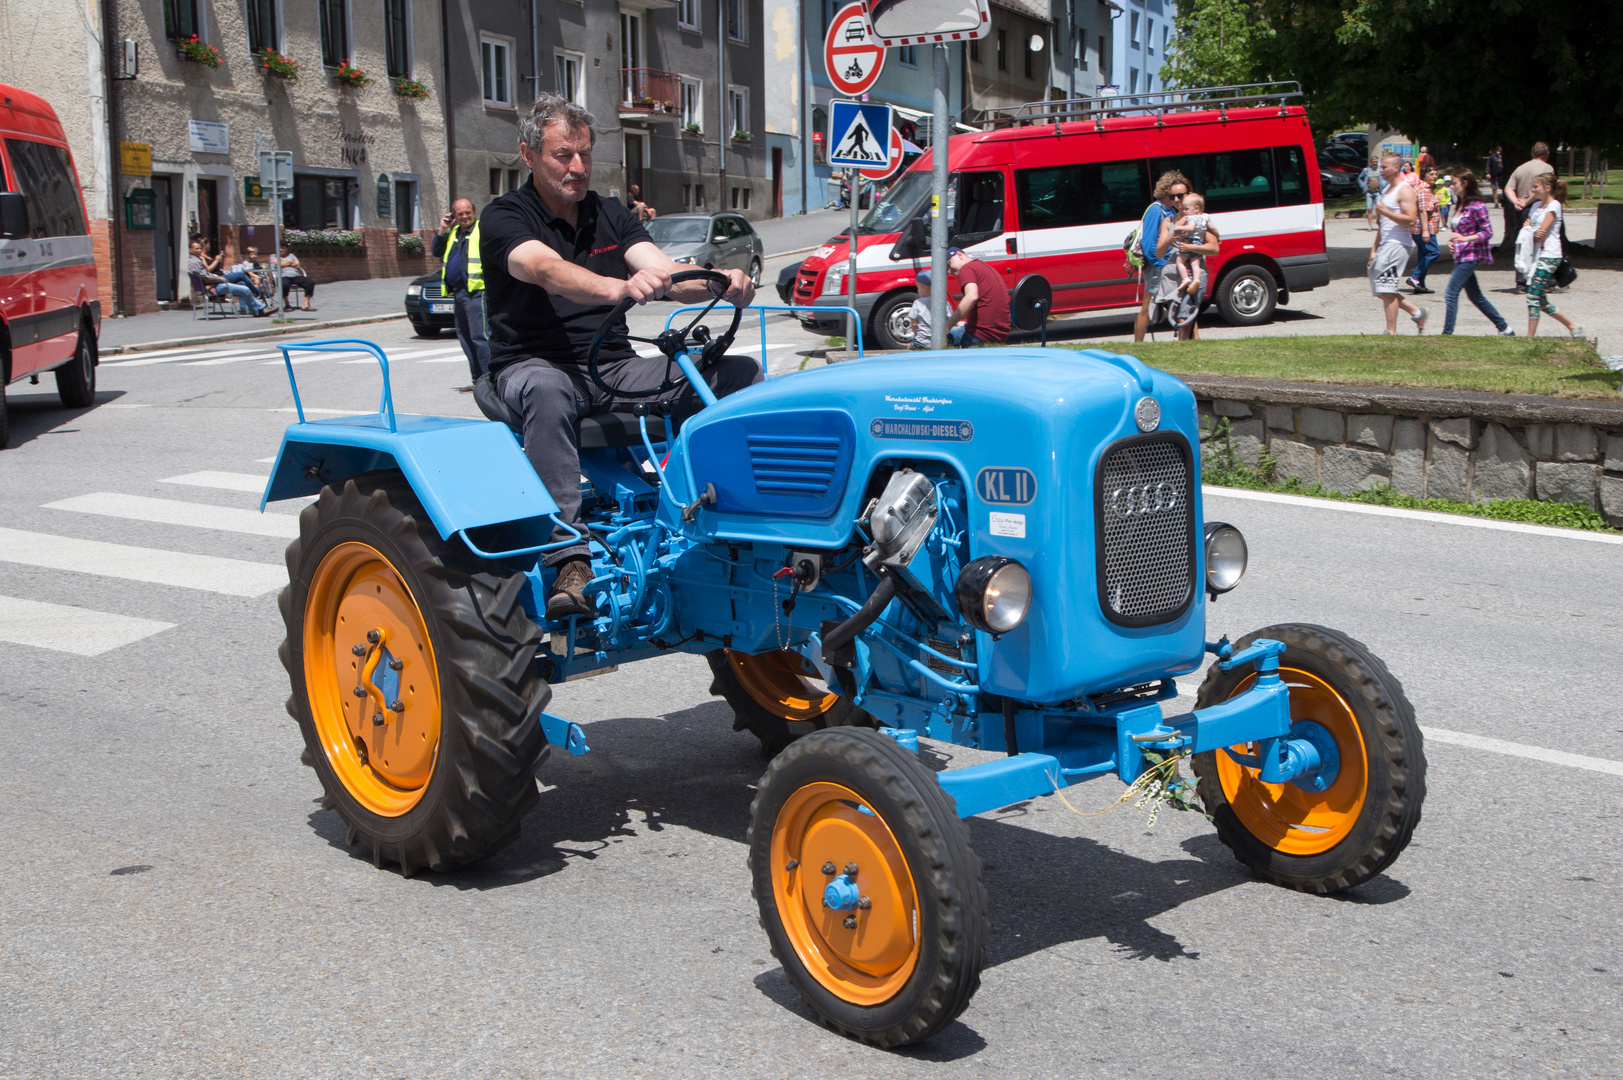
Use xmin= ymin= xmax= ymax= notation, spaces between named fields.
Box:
xmin=825 ymin=1 xmax=885 ymax=97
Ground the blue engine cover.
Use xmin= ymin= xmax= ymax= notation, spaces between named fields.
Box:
xmin=668 ymin=347 xmax=1209 ymax=704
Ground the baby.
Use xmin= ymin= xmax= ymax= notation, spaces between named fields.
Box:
xmin=907 ymin=270 xmax=933 ymax=349
xmin=1172 ymin=193 xmax=1209 ymax=297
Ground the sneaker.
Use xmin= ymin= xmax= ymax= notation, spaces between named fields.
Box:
xmin=546 ymin=557 xmax=594 ymax=619
xmin=1571 ymin=325 xmax=1586 ymax=339
xmin=1498 ymin=327 xmax=1516 ymax=336
xmin=1412 ymin=307 xmax=1428 ymax=334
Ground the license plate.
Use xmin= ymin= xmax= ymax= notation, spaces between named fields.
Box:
xmin=429 ymin=302 xmax=453 ymax=314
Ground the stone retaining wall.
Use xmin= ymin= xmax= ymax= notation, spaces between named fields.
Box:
xmin=1185 ymin=375 xmax=1623 ymax=525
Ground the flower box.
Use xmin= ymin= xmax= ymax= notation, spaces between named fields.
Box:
xmin=176 ymin=36 xmax=222 ymax=68
xmin=257 ymin=48 xmax=299 ymax=81
xmin=333 ymin=60 xmax=372 ymax=89
xmin=393 ymin=76 xmax=429 ymax=100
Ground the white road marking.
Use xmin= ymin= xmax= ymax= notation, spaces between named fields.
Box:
xmin=1422 ymin=726 xmax=1623 ymax=778
xmin=255 ymin=456 xmax=277 ymax=463
xmin=44 ymin=493 xmax=300 ymax=538
xmin=1203 ymin=486 xmax=1623 ymax=545
xmin=184 ymin=351 xmax=277 ymax=366
xmin=0 ymin=595 xmax=175 ymax=656
xmin=269 ymin=407 xmax=375 ymax=416
xmin=0 ymin=528 xmax=285 ymax=596
xmin=160 ymin=471 xmax=271 ymax=493
xmin=106 ymin=347 xmax=262 ymax=367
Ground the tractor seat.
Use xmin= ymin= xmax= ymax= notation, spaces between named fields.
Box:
xmin=473 ymin=374 xmax=680 ymax=449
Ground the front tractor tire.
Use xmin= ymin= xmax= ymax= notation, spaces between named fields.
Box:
xmin=279 ymin=474 xmax=551 ymax=874
xmin=708 ymin=648 xmax=875 ymax=757
xmin=750 ymin=728 xmax=988 ymax=1047
xmin=1192 ymin=623 xmax=1426 ymax=894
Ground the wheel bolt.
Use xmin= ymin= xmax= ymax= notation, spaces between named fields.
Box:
xmin=352 ymin=686 xmax=367 ymax=698
xmin=366 ymin=629 xmax=381 ymax=644
xmin=784 ymin=859 xmax=799 ymax=872
xmin=843 ymin=915 xmax=857 ymax=930
xmin=843 ymin=862 xmax=859 ymax=877
xmin=821 ymin=861 xmax=836 ymax=875
xmin=372 ymin=712 xmax=385 ymax=726
xmin=389 ymin=659 xmax=404 ymax=671
xmin=351 ymin=644 xmax=367 ymax=656
xmin=857 ymin=896 xmax=872 ymax=910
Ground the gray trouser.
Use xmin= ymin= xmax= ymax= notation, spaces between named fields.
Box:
xmin=497 ymin=351 xmax=765 ymax=565
xmin=453 ymin=290 xmax=492 ymax=381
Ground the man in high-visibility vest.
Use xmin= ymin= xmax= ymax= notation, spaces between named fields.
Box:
xmin=431 ymin=198 xmax=490 ymax=384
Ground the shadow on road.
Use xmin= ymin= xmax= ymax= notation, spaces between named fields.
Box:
xmin=3 ymin=388 xmax=127 ymax=449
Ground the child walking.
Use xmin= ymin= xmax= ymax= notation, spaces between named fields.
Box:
xmin=1520 ymin=174 xmax=1583 ymax=339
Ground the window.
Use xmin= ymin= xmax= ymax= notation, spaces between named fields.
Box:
xmin=394 ymin=178 xmax=417 ymax=232
xmin=1024 ymin=41 xmax=1034 ymax=79
xmin=812 ymin=106 xmax=827 ymax=164
xmin=1162 ymin=26 xmax=1169 ymax=55
xmin=970 ymin=38 xmax=980 ymax=63
xmin=680 ymin=76 xmax=702 ymax=129
xmin=1098 ymin=35 xmax=1108 ymax=79
xmin=1145 ymin=73 xmax=1154 ymax=92
xmin=319 ymin=0 xmax=348 ymax=66
xmin=1130 ymin=11 xmax=1140 ymax=46
xmin=1129 ymin=68 xmax=1138 ymax=93
xmin=731 ymin=187 xmax=739 ymax=209
xmin=620 ymin=12 xmax=642 ymax=104
xmin=726 ymin=0 xmax=746 ymax=41
xmin=557 ymin=51 xmax=584 ymax=106
xmin=949 ymin=171 xmax=1004 ymax=240
xmin=1146 ymin=19 xmax=1154 ymax=53
xmin=244 ymin=0 xmax=278 ymax=53
xmin=1274 ymin=146 xmax=1310 ymax=206
xmin=1015 ymin=159 xmax=1150 ymax=230
xmin=384 ymin=0 xmax=410 ymax=77
xmin=1076 ymin=30 xmax=1086 ymax=70
xmin=163 ymin=0 xmax=199 ymax=41
xmin=291 ymin=174 xmax=351 ymax=230
xmin=481 ymin=33 xmax=514 ymax=106
xmin=490 ymin=168 xmax=501 ymax=195
xmin=694 ymin=183 xmax=705 ymax=208
xmin=728 ymin=86 xmax=748 ymax=138
xmin=996 ymin=30 xmax=1007 ymax=71
xmin=1151 ymin=147 xmax=1281 ymax=213
xmin=681 ymin=183 xmax=691 ymax=207
xmin=899 ymin=44 xmax=917 ymax=65
xmin=4 ymin=140 xmax=87 ymax=238
xmin=676 ymin=0 xmax=699 ymax=31
xmin=508 ymin=169 xmax=520 ymax=192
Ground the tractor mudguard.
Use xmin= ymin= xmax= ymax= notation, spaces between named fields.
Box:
xmin=262 ymin=415 xmax=560 ymax=550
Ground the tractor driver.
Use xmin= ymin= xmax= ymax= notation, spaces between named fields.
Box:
xmin=480 ymin=93 xmax=762 ymax=619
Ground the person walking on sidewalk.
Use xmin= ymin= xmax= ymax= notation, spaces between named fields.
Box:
xmin=1406 ymin=165 xmax=1441 ymax=293
xmin=1486 ymin=146 xmax=1504 ymax=199
xmin=1359 ymin=156 xmax=1383 ymax=230
xmin=1521 ymin=174 xmax=1583 ymax=339
xmin=432 ymin=197 xmax=492 ymax=385
xmin=1368 ymin=154 xmax=1427 ymax=334
xmin=1440 ymin=170 xmax=1512 ymax=336
xmin=1502 ymin=142 xmax=1551 ymax=289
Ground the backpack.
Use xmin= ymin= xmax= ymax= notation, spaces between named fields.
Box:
xmin=1123 ymin=224 xmax=1144 ymax=272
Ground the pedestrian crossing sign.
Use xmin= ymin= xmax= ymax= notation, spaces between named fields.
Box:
xmin=828 ymin=100 xmax=894 ymax=169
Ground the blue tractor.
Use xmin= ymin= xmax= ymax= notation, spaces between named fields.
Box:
xmin=266 ymin=272 xmax=1425 ymax=1047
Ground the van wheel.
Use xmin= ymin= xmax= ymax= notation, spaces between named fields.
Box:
xmin=56 ymin=321 xmax=97 ymax=408
xmin=1215 ymin=266 xmax=1277 ymax=326
xmin=871 ymin=291 xmax=919 ymax=351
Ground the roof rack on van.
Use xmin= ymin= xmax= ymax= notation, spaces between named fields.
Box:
xmin=983 ymin=81 xmax=1305 ymax=131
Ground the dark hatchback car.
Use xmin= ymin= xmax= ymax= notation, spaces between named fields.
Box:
xmin=405 ymin=273 xmax=456 ymax=338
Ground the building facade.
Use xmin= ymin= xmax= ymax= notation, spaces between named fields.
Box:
xmin=99 ymin=0 xmax=449 ymax=314
xmin=1049 ymin=0 xmax=1116 ymax=103
xmin=1106 ymin=0 xmax=1174 ymax=98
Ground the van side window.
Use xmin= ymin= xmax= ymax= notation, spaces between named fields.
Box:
xmin=1151 ymin=147 xmax=1278 ymax=214
xmin=5 ymin=140 xmax=87 ymax=238
xmin=1274 ymin=145 xmax=1310 ymax=206
xmin=951 ymin=171 xmax=1004 ymax=241
xmin=1014 ymin=160 xmax=1150 ymax=230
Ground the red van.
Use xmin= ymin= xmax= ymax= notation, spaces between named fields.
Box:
xmin=797 ymin=84 xmax=1329 ymax=349
xmin=0 ymin=83 xmax=100 ymax=448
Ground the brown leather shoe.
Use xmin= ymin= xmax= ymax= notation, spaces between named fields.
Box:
xmin=546 ymin=557 xmax=594 ymax=618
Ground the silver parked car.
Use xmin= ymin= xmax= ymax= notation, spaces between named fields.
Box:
xmin=646 ymin=213 xmax=764 ymax=285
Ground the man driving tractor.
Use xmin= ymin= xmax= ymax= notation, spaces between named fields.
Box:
xmin=480 ymin=94 xmax=762 ymax=619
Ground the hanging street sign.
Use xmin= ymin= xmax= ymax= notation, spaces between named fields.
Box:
xmin=858 ymin=127 xmax=905 ymax=182
xmin=828 ymin=100 xmax=894 ymax=169
xmin=825 ymin=1 xmax=885 ymax=98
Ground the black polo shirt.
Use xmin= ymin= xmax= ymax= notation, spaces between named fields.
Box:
xmin=479 ymin=184 xmax=653 ymax=373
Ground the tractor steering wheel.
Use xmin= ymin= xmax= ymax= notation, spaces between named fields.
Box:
xmin=584 ymin=268 xmax=745 ymax=400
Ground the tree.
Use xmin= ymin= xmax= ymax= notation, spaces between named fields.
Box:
xmin=1252 ymin=0 xmax=1623 ymax=156
xmin=1162 ymin=0 xmax=1272 ymax=91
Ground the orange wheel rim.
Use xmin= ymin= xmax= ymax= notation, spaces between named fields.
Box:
xmin=727 ymin=649 xmax=837 ymax=722
xmin=304 ymin=542 xmax=442 ymax=817
xmin=770 ymin=782 xmax=920 ymax=1006
xmin=1213 ymin=667 xmax=1369 ymax=856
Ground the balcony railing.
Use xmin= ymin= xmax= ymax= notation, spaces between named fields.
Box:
xmin=619 ymin=68 xmax=681 ymax=121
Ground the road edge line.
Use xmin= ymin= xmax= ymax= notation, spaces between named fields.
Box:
xmin=1421 ymin=726 xmax=1623 ymax=777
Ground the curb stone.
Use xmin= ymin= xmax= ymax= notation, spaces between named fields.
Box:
xmin=101 ymin=312 xmax=408 ymax=356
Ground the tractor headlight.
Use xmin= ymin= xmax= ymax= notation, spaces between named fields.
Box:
xmin=956 ymin=556 xmax=1032 ymax=635
xmin=1204 ymin=522 xmax=1248 ymax=595
xmin=406 ymin=284 xmax=422 ymax=298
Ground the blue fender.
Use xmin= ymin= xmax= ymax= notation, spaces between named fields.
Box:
xmin=262 ymin=414 xmax=560 ymax=546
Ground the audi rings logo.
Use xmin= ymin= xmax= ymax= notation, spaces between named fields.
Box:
xmin=1109 ymin=482 xmax=1180 ymax=518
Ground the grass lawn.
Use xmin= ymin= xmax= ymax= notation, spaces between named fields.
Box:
xmin=1066 ymin=335 xmax=1620 ymax=398
xmin=1325 ymin=194 xmax=1367 ymax=216
xmin=1565 ymin=168 xmax=1621 ymax=209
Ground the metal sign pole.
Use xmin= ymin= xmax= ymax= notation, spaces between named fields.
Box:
xmin=929 ymin=44 xmax=949 ymax=345
xmin=847 ymin=174 xmax=859 ymax=346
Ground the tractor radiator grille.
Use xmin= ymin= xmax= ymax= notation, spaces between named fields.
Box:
xmin=747 ymin=433 xmax=843 ymax=497
xmin=1095 ymin=435 xmax=1195 ymax=626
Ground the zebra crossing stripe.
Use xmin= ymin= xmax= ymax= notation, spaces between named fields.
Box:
xmin=0 ymin=595 xmax=175 ymax=656
xmin=0 ymin=527 xmax=285 ymax=596
xmin=160 ymin=471 xmax=272 ymax=494
xmin=44 ymin=493 xmax=302 ymax=539
xmin=107 ymin=347 xmax=263 ymax=367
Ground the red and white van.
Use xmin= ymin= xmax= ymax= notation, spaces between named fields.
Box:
xmin=0 ymin=83 xmax=100 ymax=448
xmin=797 ymin=86 xmax=1329 ymax=349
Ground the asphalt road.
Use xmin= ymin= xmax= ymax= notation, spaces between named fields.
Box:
xmin=1 ymin=320 xmax=1620 ymax=1079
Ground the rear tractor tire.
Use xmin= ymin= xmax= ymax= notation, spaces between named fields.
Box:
xmin=279 ymin=473 xmax=551 ymax=874
xmin=750 ymin=727 xmax=988 ymax=1047
xmin=1191 ymin=623 xmax=1426 ymax=894
xmin=708 ymin=648 xmax=875 ymax=757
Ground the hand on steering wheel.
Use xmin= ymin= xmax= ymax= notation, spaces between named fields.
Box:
xmin=585 ymin=268 xmax=745 ymax=400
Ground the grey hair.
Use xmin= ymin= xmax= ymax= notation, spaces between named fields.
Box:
xmin=520 ymin=93 xmax=596 ymax=152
